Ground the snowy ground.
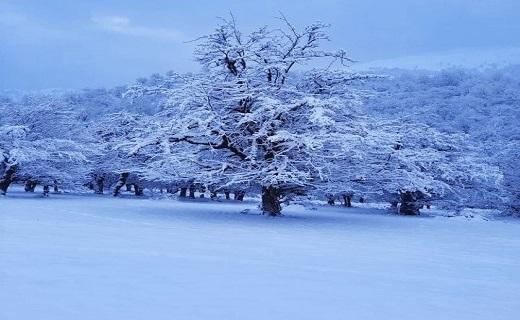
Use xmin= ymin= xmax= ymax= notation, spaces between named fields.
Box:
xmin=1 ymin=190 xmax=520 ymax=320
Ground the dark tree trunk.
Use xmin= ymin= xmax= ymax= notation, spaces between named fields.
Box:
xmin=113 ymin=172 xmax=129 ymax=197
xmin=126 ymin=184 xmax=133 ymax=192
xmin=359 ymin=197 xmax=364 ymax=203
xmin=179 ymin=187 xmax=187 ymax=198
xmin=399 ymin=191 xmax=420 ymax=215
xmin=24 ymin=180 xmax=37 ymax=192
xmin=189 ymin=186 xmax=196 ymax=199
xmin=225 ymin=191 xmax=230 ymax=200
xmin=95 ymin=176 xmax=104 ymax=194
xmin=342 ymin=195 xmax=352 ymax=207
xmin=133 ymin=184 xmax=144 ymax=196
xmin=234 ymin=191 xmax=245 ymax=201
xmin=210 ymin=191 xmax=218 ymax=200
xmin=261 ymin=186 xmax=282 ymax=216
xmin=43 ymin=185 xmax=50 ymax=197
xmin=0 ymin=164 xmax=17 ymax=195
xmin=327 ymin=194 xmax=335 ymax=206
xmin=53 ymin=180 xmax=59 ymax=193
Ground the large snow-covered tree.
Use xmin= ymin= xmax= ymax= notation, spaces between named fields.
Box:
xmin=125 ymin=16 xmax=371 ymax=215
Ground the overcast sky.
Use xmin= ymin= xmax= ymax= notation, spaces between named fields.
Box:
xmin=1 ymin=0 xmax=520 ymax=90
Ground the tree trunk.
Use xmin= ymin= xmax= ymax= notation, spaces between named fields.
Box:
xmin=210 ymin=191 xmax=217 ymax=200
xmin=189 ymin=186 xmax=196 ymax=199
xmin=359 ymin=197 xmax=364 ymax=203
xmin=179 ymin=187 xmax=187 ymax=198
xmin=342 ymin=195 xmax=352 ymax=207
xmin=225 ymin=191 xmax=230 ymax=200
xmin=53 ymin=180 xmax=59 ymax=193
xmin=0 ymin=164 xmax=17 ymax=195
xmin=126 ymin=184 xmax=133 ymax=192
xmin=43 ymin=185 xmax=50 ymax=197
xmin=399 ymin=191 xmax=420 ymax=215
xmin=24 ymin=180 xmax=37 ymax=192
xmin=95 ymin=176 xmax=104 ymax=194
xmin=133 ymin=184 xmax=144 ymax=196
xmin=327 ymin=194 xmax=335 ymax=206
xmin=261 ymin=186 xmax=282 ymax=216
xmin=113 ymin=172 xmax=129 ymax=197
xmin=235 ymin=191 xmax=245 ymax=201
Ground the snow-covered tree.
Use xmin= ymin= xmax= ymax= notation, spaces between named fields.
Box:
xmin=0 ymin=95 xmax=91 ymax=195
xmin=360 ymin=66 xmax=520 ymax=213
xmin=88 ymin=111 xmax=161 ymax=196
xmin=364 ymin=122 xmax=501 ymax=214
xmin=124 ymin=16 xmax=371 ymax=215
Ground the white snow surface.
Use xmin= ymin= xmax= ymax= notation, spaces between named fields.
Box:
xmin=1 ymin=190 xmax=520 ymax=320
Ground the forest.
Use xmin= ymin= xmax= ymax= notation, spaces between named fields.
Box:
xmin=1 ymin=17 xmax=518 ymax=217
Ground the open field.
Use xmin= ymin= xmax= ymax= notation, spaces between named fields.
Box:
xmin=1 ymin=191 xmax=519 ymax=320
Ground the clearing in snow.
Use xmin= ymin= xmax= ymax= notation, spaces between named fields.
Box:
xmin=1 ymin=191 xmax=520 ymax=320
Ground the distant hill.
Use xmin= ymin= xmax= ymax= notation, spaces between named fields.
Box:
xmin=352 ymin=47 xmax=520 ymax=71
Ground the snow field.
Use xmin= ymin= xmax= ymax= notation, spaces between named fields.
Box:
xmin=1 ymin=192 xmax=520 ymax=320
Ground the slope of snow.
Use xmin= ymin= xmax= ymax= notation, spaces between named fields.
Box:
xmin=1 ymin=191 xmax=520 ymax=320
xmin=353 ymin=47 xmax=520 ymax=71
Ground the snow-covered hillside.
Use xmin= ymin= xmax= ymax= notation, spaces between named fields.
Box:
xmin=353 ymin=47 xmax=520 ymax=71
xmin=1 ymin=191 xmax=519 ymax=320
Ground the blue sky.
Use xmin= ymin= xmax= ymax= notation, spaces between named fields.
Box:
xmin=1 ymin=0 xmax=520 ymax=90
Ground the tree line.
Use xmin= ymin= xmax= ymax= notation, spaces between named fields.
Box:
xmin=1 ymin=16 xmax=516 ymax=216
